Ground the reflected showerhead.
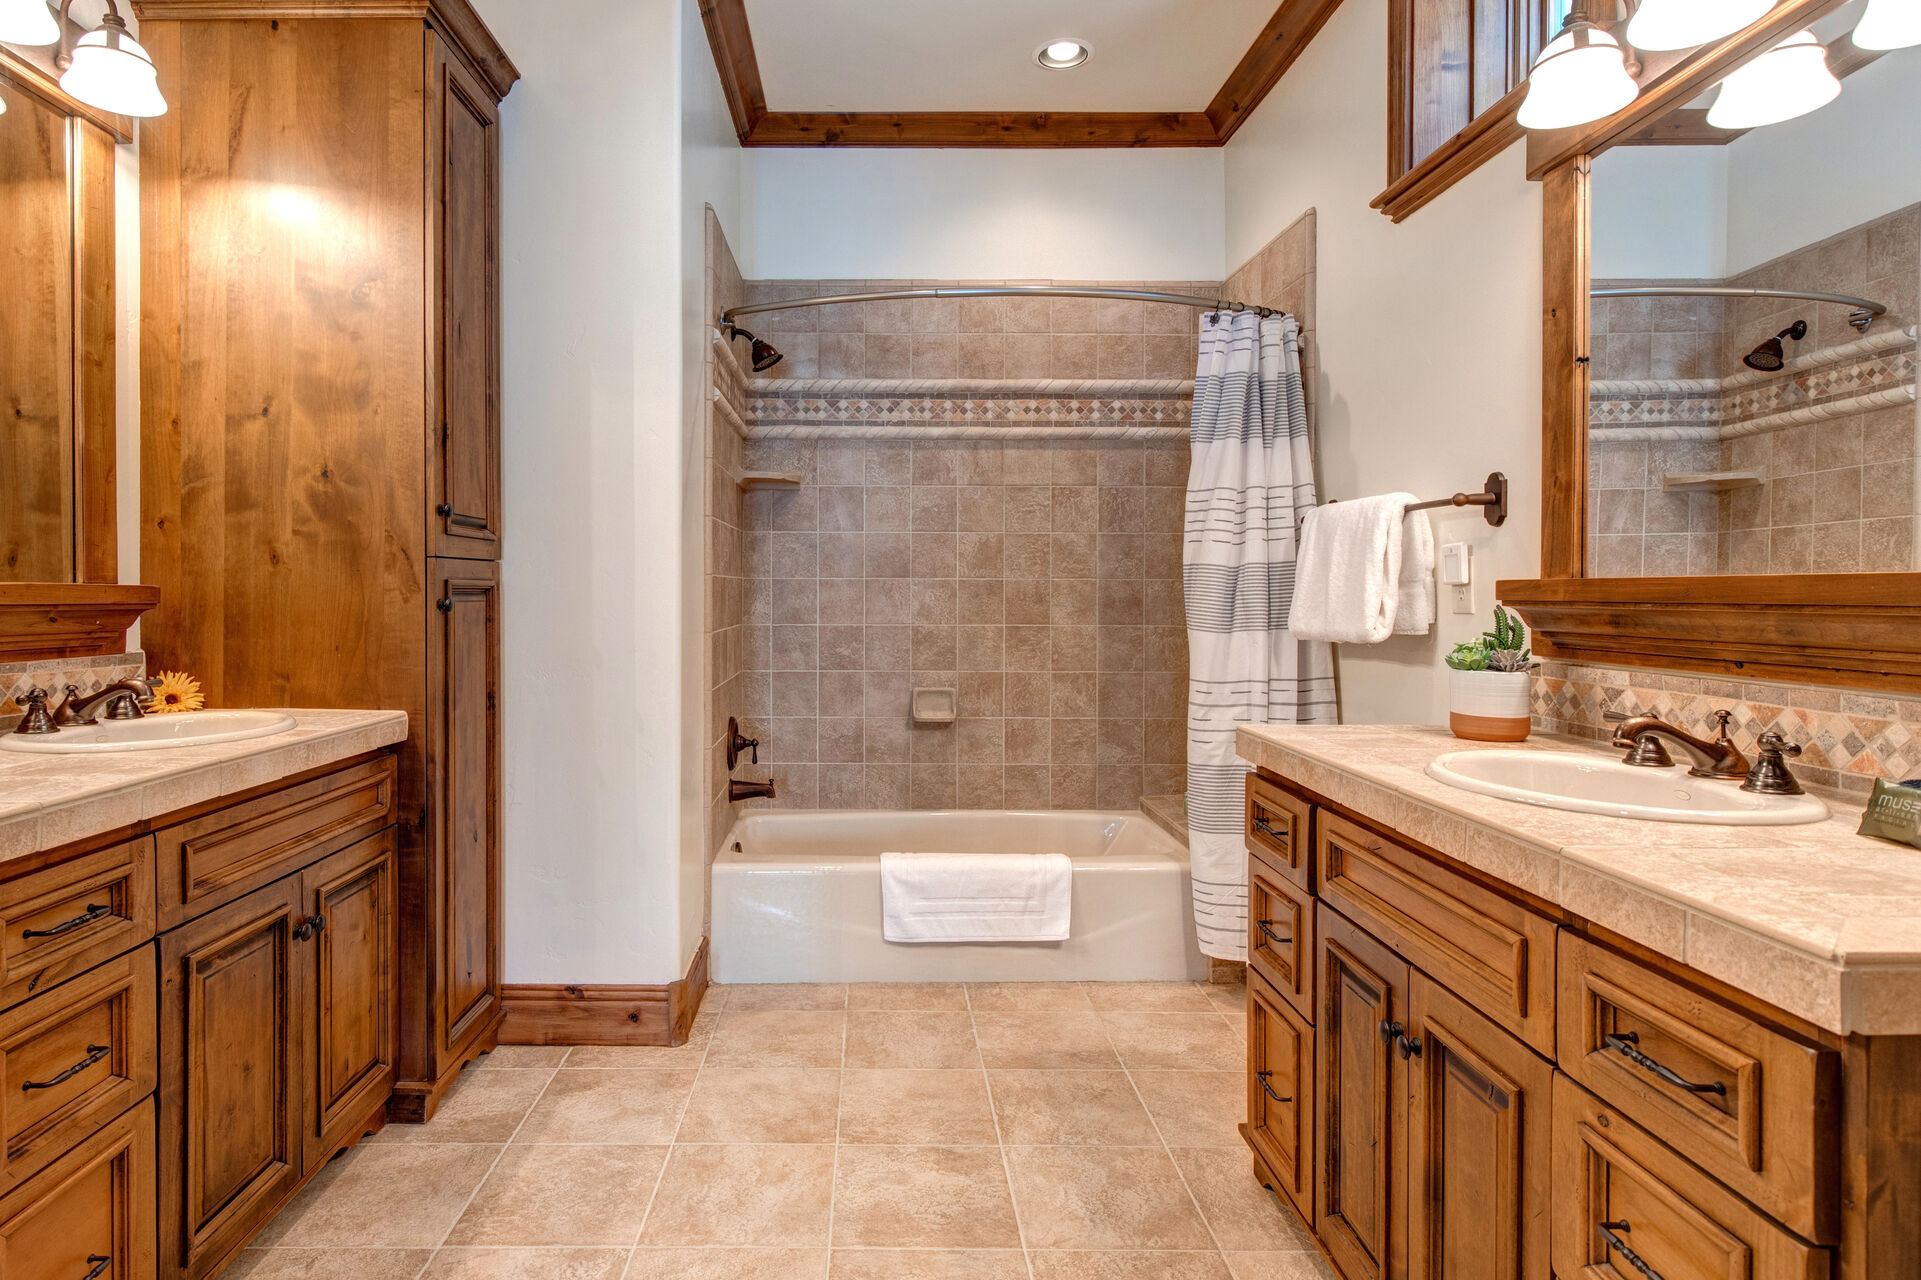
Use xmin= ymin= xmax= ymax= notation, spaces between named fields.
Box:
xmin=723 ymin=323 xmax=784 ymax=372
xmin=1743 ymin=319 xmax=1808 ymax=372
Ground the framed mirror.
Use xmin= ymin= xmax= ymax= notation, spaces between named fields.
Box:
xmin=0 ymin=35 xmax=154 ymax=659
xmin=1502 ymin=0 xmax=1921 ymax=692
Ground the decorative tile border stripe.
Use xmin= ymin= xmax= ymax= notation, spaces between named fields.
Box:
xmin=749 ymin=377 xmax=1195 ymax=398
xmin=745 ymin=422 xmax=1189 ymax=440
xmin=729 ymin=376 xmax=1197 ymax=441
xmin=1531 ymin=657 xmax=1921 ymax=797
xmin=1590 ymin=328 xmax=1917 ymax=435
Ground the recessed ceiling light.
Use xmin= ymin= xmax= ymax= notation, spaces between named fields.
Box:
xmin=1036 ymin=38 xmax=1090 ymax=70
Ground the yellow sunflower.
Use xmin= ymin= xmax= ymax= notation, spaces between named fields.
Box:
xmin=146 ymin=671 xmax=205 ymax=714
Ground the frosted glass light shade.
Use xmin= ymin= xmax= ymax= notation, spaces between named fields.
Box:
xmin=59 ymin=22 xmax=167 ymax=116
xmin=1518 ymin=23 xmax=1640 ymax=130
xmin=1626 ymin=0 xmax=1772 ymax=51
xmin=1706 ymin=30 xmax=1840 ymax=129
xmin=1855 ymin=0 xmax=1921 ymax=49
xmin=0 ymin=0 xmax=59 ymax=46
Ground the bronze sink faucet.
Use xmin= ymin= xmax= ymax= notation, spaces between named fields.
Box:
xmin=1605 ymin=708 xmax=1750 ymax=781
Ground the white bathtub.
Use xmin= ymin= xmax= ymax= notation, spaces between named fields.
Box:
xmin=711 ymin=809 xmax=1207 ymax=984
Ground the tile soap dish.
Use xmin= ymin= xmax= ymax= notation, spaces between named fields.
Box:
xmin=911 ymin=687 xmax=957 ymax=725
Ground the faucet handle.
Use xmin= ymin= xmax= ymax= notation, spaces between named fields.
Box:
xmin=1744 ymin=731 xmax=1805 ymax=796
xmin=1602 ymin=709 xmax=1631 ymax=723
xmin=13 ymin=689 xmax=58 ymax=736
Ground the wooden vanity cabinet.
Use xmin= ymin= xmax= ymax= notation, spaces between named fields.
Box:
xmin=134 ymin=0 xmax=518 ymax=1124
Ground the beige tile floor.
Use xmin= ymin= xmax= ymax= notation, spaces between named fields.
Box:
xmin=229 ymin=980 xmax=1334 ymax=1280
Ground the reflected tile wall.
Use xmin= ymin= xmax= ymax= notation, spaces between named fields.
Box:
xmin=0 ymin=651 xmax=147 ymax=730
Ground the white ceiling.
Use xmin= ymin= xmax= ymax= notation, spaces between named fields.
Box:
xmin=744 ymin=0 xmax=1277 ymax=113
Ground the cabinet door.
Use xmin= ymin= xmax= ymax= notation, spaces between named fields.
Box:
xmin=1248 ymin=968 xmax=1316 ymax=1224
xmin=159 ymin=878 xmax=303 ymax=1280
xmin=300 ymin=832 xmax=397 ymax=1174
xmin=427 ymin=34 xmax=502 ymax=559
xmin=1316 ymin=904 xmax=1410 ymax=1280
xmin=0 ymin=1099 xmax=155 ymax=1280
xmin=427 ymin=558 xmax=502 ymax=1065
xmin=1404 ymin=973 xmax=1552 ymax=1280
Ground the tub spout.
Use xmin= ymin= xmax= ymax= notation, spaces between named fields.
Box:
xmin=730 ymin=777 xmax=777 ymax=802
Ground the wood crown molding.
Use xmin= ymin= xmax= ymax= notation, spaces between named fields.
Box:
xmin=129 ymin=0 xmax=519 ymax=99
xmin=0 ymin=584 xmax=160 ymax=663
xmin=498 ymin=939 xmax=710 ymax=1047
xmin=1497 ymin=575 xmax=1921 ymax=695
xmin=698 ymin=0 xmax=1342 ymax=148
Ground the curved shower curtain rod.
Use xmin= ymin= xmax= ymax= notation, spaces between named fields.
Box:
xmin=720 ymin=285 xmax=1278 ymax=325
xmin=1590 ymin=285 xmax=1889 ymax=332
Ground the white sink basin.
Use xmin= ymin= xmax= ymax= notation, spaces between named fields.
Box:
xmin=0 ymin=710 xmax=298 ymax=754
xmin=1425 ymin=750 xmax=1830 ymax=825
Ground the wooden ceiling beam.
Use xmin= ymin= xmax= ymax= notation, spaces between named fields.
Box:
xmin=698 ymin=0 xmax=1339 ymax=148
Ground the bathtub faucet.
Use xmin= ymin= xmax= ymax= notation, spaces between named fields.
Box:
xmin=730 ymin=777 xmax=777 ymax=802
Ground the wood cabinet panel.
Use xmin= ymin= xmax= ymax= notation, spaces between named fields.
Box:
xmin=1316 ymin=903 xmax=1410 ymax=1280
xmin=1559 ymin=933 xmax=1838 ymax=1242
xmin=0 ymin=1097 xmax=154 ymax=1280
xmin=0 ymin=945 xmax=155 ymax=1199
xmin=0 ymin=836 xmax=154 ymax=1013
xmin=428 ymin=34 xmax=502 ymax=560
xmin=1249 ymin=857 xmax=1314 ymax=1022
xmin=154 ymin=758 xmax=397 ymax=931
xmin=1248 ymin=967 xmax=1316 ymax=1225
xmin=1246 ymin=775 xmax=1312 ymax=890
xmin=1317 ymin=812 xmax=1556 ymax=1056
xmin=158 ymin=878 xmax=303 ymax=1280
xmin=1554 ymin=1074 xmax=1829 ymax=1280
xmin=426 ymin=558 xmax=501 ymax=1065
xmin=300 ymin=833 xmax=396 ymax=1174
xmin=1405 ymin=972 xmax=1551 ymax=1280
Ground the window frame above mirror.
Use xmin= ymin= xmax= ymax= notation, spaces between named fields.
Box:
xmin=1497 ymin=0 xmax=1921 ymax=695
xmin=0 ymin=37 xmax=154 ymax=661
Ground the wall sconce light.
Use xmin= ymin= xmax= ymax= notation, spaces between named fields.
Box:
xmin=1625 ymin=0 xmax=1772 ymax=52
xmin=1706 ymin=29 xmax=1840 ymax=130
xmin=1854 ymin=0 xmax=1921 ymax=50
xmin=0 ymin=0 xmax=167 ymax=117
xmin=1517 ymin=6 xmax=1640 ymax=130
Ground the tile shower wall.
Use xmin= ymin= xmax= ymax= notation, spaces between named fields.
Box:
xmin=1534 ymin=659 xmax=1921 ymax=798
xmin=1223 ymin=209 xmax=1320 ymax=428
xmin=1587 ymin=204 xmax=1919 ymax=576
xmin=705 ymin=209 xmax=749 ymax=861
xmin=740 ymin=437 xmax=1190 ymax=812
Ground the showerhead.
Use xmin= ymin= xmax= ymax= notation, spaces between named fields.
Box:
xmin=1743 ymin=319 xmax=1808 ymax=372
xmin=723 ymin=323 xmax=784 ymax=372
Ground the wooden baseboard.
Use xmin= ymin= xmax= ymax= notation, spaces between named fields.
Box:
xmin=498 ymin=938 xmax=710 ymax=1046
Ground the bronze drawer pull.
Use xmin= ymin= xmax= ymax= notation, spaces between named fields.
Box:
xmin=292 ymin=914 xmax=327 ymax=942
xmin=83 ymin=1256 xmax=112 ymax=1280
xmin=1378 ymin=1019 xmax=1404 ymax=1045
xmin=1255 ymin=1070 xmax=1292 ymax=1104
xmin=1252 ymin=816 xmax=1287 ymax=842
xmin=1377 ymin=1020 xmax=1422 ymax=1059
xmin=21 ymin=903 xmax=112 ymax=939
xmin=1603 ymin=1032 xmax=1727 ymax=1096
xmin=1256 ymin=919 xmax=1290 ymax=946
xmin=1598 ymin=1220 xmax=1666 ymax=1280
xmin=22 ymin=1044 xmax=110 ymax=1092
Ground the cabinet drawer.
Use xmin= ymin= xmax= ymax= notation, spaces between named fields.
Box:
xmin=0 ymin=1096 xmax=155 ymax=1280
xmin=1558 ymin=934 xmax=1838 ymax=1242
xmin=1245 ymin=774 xmax=1311 ymax=889
xmin=0 ymin=838 xmax=155 ymax=1014
xmin=0 ymin=946 xmax=155 ymax=1197
xmin=1553 ymin=1075 xmax=1828 ymax=1280
xmin=155 ymin=757 xmax=397 ymax=930
xmin=1246 ymin=968 xmax=1315 ymax=1224
xmin=1249 ymin=860 xmax=1313 ymax=1022
xmin=1317 ymin=812 xmax=1556 ymax=1056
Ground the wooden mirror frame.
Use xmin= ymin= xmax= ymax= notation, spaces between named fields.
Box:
xmin=0 ymin=37 xmax=156 ymax=662
xmin=1496 ymin=0 xmax=1921 ymax=694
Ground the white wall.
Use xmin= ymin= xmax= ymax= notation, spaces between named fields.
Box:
xmin=1590 ymin=146 xmax=1728 ymax=280
xmin=476 ymin=0 xmax=693 ymax=985
xmin=1224 ymin=0 xmax=1544 ymax=726
xmin=1724 ymin=42 xmax=1921 ymax=275
xmin=740 ymin=147 xmax=1226 ymax=280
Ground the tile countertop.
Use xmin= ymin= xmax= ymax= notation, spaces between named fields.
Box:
xmin=0 ymin=709 xmax=409 ymax=866
xmin=1237 ymin=723 xmax=1921 ymax=1038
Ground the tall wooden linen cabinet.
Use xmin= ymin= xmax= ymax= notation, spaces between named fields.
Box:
xmin=135 ymin=0 xmax=515 ymax=1124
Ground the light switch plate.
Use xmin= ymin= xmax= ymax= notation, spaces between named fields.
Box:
xmin=1440 ymin=541 xmax=1471 ymax=586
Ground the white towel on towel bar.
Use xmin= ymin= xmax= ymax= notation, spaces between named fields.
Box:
xmin=1286 ymin=493 xmax=1419 ymax=644
xmin=1394 ymin=507 xmax=1436 ymax=636
xmin=880 ymin=852 xmax=1072 ymax=943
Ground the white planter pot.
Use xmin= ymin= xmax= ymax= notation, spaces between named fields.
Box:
xmin=1448 ymin=668 xmax=1532 ymax=742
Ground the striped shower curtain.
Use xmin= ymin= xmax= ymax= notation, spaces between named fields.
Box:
xmin=1183 ymin=311 xmax=1337 ymax=961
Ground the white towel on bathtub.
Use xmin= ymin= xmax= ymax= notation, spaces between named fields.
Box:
xmin=880 ymin=852 xmax=1072 ymax=943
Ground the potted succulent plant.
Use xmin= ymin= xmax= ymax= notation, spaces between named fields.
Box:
xmin=1444 ymin=605 xmax=1534 ymax=741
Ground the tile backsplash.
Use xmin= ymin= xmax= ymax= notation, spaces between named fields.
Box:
xmin=1533 ymin=658 xmax=1921 ymax=797
xmin=0 ymin=651 xmax=148 ymax=730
